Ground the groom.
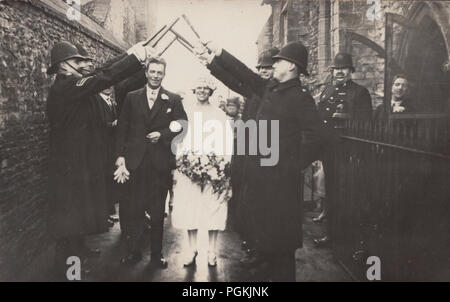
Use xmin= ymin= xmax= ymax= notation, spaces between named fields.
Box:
xmin=114 ymin=57 xmax=187 ymax=267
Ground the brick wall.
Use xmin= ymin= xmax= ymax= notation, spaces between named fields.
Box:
xmin=0 ymin=0 xmax=133 ymax=281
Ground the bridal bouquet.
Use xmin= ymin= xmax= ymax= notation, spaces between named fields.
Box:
xmin=177 ymin=151 xmax=232 ymax=200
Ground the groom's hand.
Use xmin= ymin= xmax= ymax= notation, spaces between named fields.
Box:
xmin=147 ymin=131 xmax=161 ymax=143
xmin=115 ymin=156 xmax=125 ymax=167
xmin=113 ymin=165 xmax=130 ymax=184
xmin=114 ymin=157 xmax=129 ymax=183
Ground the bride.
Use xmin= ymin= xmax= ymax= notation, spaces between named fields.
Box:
xmin=171 ymin=77 xmax=233 ymax=267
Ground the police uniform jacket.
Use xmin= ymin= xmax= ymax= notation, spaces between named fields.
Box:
xmin=317 ymin=79 xmax=372 ymax=144
xmin=208 ymin=49 xmax=323 ymax=253
xmin=47 ymin=54 xmax=142 ymax=239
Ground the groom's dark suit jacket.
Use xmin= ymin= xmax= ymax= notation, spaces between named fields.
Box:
xmin=115 ymin=86 xmax=187 ymax=172
xmin=116 ymin=86 xmax=187 ymax=256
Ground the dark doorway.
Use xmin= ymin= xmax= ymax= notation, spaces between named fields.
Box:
xmin=403 ymin=16 xmax=448 ymax=113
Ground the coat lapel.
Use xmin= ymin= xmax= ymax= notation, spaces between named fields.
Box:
xmin=137 ymin=88 xmax=151 ymax=121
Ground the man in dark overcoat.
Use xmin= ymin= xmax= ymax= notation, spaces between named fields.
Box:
xmin=46 ymin=40 xmax=154 ymax=275
xmin=196 ymin=41 xmax=323 ymax=281
xmin=74 ymin=44 xmax=122 ymax=226
xmin=207 ymin=48 xmax=279 ymax=257
xmin=313 ymin=52 xmax=372 ymax=247
xmin=114 ymin=57 xmax=187 ymax=268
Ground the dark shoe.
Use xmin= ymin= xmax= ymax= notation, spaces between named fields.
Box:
xmin=313 ymin=236 xmax=331 ymax=248
xmin=80 ymin=247 xmax=101 ymax=258
xmin=107 ymin=218 xmax=115 ymax=228
xmin=183 ymin=251 xmax=198 ymax=267
xmin=312 ymin=212 xmax=326 ymax=223
xmin=120 ymin=252 xmax=142 ymax=265
xmin=241 ymin=240 xmax=255 ymax=252
xmin=109 ymin=215 xmax=119 ymax=222
xmin=150 ymin=255 xmax=168 ymax=269
xmin=245 ymin=247 xmax=256 ymax=255
xmin=239 ymin=252 xmax=264 ymax=268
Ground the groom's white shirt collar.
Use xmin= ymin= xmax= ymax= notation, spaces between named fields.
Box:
xmin=146 ymin=84 xmax=161 ymax=109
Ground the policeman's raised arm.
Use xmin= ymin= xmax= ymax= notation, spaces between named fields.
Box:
xmin=63 ymin=42 xmax=158 ymax=101
xmin=197 ymin=41 xmax=266 ymax=97
xmin=208 ymin=59 xmax=253 ymax=98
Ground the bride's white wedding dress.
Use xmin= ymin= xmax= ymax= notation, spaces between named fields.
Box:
xmin=171 ymin=97 xmax=233 ymax=231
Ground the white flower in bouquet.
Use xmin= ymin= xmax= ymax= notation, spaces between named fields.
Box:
xmin=187 ymin=152 xmax=196 ymax=162
xmin=207 ymin=167 xmax=219 ymax=180
xmin=219 ymin=161 xmax=226 ymax=171
xmin=200 ymin=156 xmax=209 ymax=166
xmin=193 ymin=166 xmax=202 ymax=175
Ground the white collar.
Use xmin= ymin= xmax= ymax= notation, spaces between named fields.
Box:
xmin=99 ymin=93 xmax=112 ymax=105
xmin=146 ymin=85 xmax=161 ymax=95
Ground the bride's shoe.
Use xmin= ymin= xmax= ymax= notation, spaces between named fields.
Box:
xmin=183 ymin=251 xmax=198 ymax=267
xmin=207 ymin=251 xmax=217 ymax=267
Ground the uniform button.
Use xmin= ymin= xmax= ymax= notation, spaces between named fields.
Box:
xmin=326 ymin=108 xmax=330 ymax=111
xmin=323 ymin=120 xmax=327 ymax=124
xmin=335 ymin=88 xmax=339 ymax=90
xmin=330 ymin=97 xmax=334 ymax=100
xmin=302 ymin=88 xmax=306 ymax=92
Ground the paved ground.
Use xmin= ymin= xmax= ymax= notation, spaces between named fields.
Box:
xmin=44 ymin=205 xmax=350 ymax=282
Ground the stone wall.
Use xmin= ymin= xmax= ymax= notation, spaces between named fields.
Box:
xmin=82 ymin=0 xmax=156 ymax=46
xmin=260 ymin=0 xmax=450 ymax=109
xmin=330 ymin=0 xmax=413 ymax=108
xmin=259 ymin=0 xmax=323 ymax=96
xmin=332 ymin=0 xmax=450 ymax=109
xmin=0 ymin=0 xmax=135 ymax=281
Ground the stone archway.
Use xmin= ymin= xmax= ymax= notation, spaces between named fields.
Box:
xmin=398 ymin=3 xmax=449 ymax=113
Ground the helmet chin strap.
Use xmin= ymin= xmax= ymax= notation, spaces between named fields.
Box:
xmin=64 ymin=61 xmax=83 ymax=77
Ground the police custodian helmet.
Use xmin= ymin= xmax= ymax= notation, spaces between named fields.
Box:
xmin=331 ymin=52 xmax=355 ymax=72
xmin=272 ymin=41 xmax=309 ymax=76
xmin=256 ymin=47 xmax=279 ymax=69
xmin=47 ymin=41 xmax=86 ymax=75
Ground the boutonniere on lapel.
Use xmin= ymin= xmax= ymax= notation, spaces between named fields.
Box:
xmin=166 ymin=107 xmax=172 ymax=114
xmin=161 ymin=93 xmax=169 ymax=101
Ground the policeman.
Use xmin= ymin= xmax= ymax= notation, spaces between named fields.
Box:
xmin=46 ymin=40 xmax=156 ymax=277
xmin=225 ymin=96 xmax=241 ymax=119
xmin=242 ymin=47 xmax=279 ymax=121
xmin=209 ymin=48 xmax=279 ymax=257
xmin=313 ymin=52 xmax=373 ymax=247
xmin=197 ymin=41 xmax=323 ymax=281
xmin=75 ymin=44 xmax=120 ymax=227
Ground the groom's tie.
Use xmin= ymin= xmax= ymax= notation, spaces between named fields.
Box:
xmin=148 ymin=89 xmax=158 ymax=110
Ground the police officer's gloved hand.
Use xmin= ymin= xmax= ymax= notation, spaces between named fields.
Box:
xmin=144 ymin=46 xmax=160 ymax=62
xmin=195 ymin=40 xmax=220 ymax=66
xmin=127 ymin=40 xmax=156 ymax=64
xmin=204 ymin=40 xmax=222 ymax=57
xmin=194 ymin=44 xmax=214 ymax=66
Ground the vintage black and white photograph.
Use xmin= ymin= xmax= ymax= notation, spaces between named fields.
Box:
xmin=0 ymin=0 xmax=448 ymax=283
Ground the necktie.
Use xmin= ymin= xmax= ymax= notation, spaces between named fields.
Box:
xmin=148 ymin=90 xmax=157 ymax=109
xmin=105 ymin=95 xmax=112 ymax=109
